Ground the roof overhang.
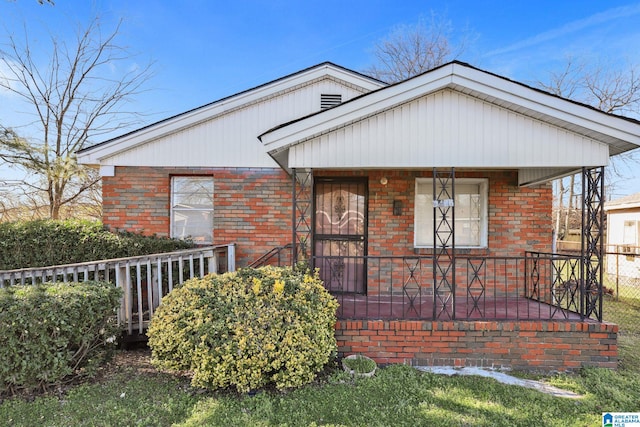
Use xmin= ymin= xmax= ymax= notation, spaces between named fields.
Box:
xmin=260 ymin=62 xmax=640 ymax=184
xmin=77 ymin=63 xmax=386 ymax=166
xmin=605 ymin=192 xmax=640 ymax=212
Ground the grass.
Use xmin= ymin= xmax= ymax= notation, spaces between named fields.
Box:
xmin=2 ymin=353 xmax=640 ymax=427
xmin=342 ymin=355 xmax=377 ymax=374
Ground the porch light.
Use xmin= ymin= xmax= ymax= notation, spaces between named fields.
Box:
xmin=380 ymin=176 xmax=388 ymax=185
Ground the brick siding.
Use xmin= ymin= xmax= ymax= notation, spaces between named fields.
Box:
xmin=102 ymin=166 xmax=291 ymax=266
xmin=316 ymin=170 xmax=552 ymax=296
xmin=335 ymin=320 xmax=618 ymax=372
xmin=316 ymin=169 xmax=552 ymax=258
xmin=103 ymin=167 xmax=551 ymax=267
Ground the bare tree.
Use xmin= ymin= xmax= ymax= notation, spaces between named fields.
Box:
xmin=0 ymin=17 xmax=152 ymax=219
xmin=364 ymin=13 xmax=469 ymax=83
xmin=539 ymin=58 xmax=640 ymax=237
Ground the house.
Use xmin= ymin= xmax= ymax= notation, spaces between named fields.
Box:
xmin=605 ymin=192 xmax=640 ymax=287
xmin=78 ymin=61 xmax=640 ymax=371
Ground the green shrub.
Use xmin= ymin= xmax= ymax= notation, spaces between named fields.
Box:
xmin=0 ymin=219 xmax=194 ymax=270
xmin=147 ymin=266 xmax=338 ymax=392
xmin=0 ymin=281 xmax=122 ymax=395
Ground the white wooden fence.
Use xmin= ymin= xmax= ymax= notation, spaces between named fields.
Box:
xmin=0 ymin=244 xmax=236 ymax=335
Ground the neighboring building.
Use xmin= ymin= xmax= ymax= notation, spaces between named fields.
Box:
xmin=605 ymin=192 xmax=640 ymax=285
xmin=78 ymin=61 xmax=640 ymax=372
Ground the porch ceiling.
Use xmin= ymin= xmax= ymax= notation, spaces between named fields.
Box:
xmin=260 ymin=62 xmax=640 ymax=185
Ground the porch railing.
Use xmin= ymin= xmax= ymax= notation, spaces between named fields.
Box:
xmin=313 ymin=251 xmax=592 ymax=321
xmin=0 ymin=244 xmax=236 ymax=335
xmin=248 ymin=243 xmax=292 ymax=268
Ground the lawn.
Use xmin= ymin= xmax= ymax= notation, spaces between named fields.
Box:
xmin=1 ymin=347 xmax=639 ymax=427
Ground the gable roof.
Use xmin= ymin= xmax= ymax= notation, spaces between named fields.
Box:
xmin=260 ymin=61 xmax=640 ymax=185
xmin=605 ymin=192 xmax=640 ymax=212
xmin=77 ymin=62 xmax=386 ymax=166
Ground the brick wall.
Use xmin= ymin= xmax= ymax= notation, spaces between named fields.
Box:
xmin=102 ymin=166 xmax=291 ymax=266
xmin=316 ymin=170 xmax=552 ymax=296
xmin=316 ymin=169 xmax=552 ymax=258
xmin=335 ymin=320 xmax=618 ymax=372
xmin=103 ymin=167 xmax=551 ymax=269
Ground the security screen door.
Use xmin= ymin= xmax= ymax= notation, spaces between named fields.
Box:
xmin=314 ymin=179 xmax=367 ymax=293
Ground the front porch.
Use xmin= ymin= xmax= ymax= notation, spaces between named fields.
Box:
xmin=285 ymin=167 xmax=615 ymax=371
xmin=318 ymin=252 xmax=592 ymax=322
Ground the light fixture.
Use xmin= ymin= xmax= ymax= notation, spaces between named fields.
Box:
xmin=380 ymin=176 xmax=388 ymax=185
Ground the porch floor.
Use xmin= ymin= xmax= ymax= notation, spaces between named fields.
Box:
xmin=333 ymin=294 xmax=590 ymax=321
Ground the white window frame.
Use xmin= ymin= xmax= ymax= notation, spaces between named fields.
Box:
xmin=414 ymin=178 xmax=488 ymax=249
xmin=170 ymin=176 xmax=214 ymax=244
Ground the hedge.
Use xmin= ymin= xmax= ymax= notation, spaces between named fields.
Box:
xmin=0 ymin=220 xmax=194 ymax=270
xmin=0 ymin=281 xmax=122 ymax=395
xmin=148 ymin=266 xmax=338 ymax=392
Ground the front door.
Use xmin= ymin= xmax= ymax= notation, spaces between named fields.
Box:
xmin=314 ymin=178 xmax=367 ymax=293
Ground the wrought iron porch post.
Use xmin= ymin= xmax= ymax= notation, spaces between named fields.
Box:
xmin=433 ymin=168 xmax=456 ymax=319
xmin=580 ymin=166 xmax=604 ymax=321
xmin=291 ymin=168 xmax=313 ymax=268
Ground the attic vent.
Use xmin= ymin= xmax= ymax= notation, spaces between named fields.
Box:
xmin=321 ymin=94 xmax=342 ymax=109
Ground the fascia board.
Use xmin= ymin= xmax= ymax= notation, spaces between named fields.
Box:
xmin=78 ymin=64 xmax=385 ymax=165
xmin=605 ymin=201 xmax=640 ymax=211
xmin=454 ymin=65 xmax=640 ymax=147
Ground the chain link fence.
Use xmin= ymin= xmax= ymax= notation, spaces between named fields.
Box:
xmin=603 ymin=248 xmax=640 ymax=370
xmin=604 ymin=249 xmax=640 ymax=330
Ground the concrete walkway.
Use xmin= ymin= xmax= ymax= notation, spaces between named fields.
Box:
xmin=416 ymin=366 xmax=584 ymax=399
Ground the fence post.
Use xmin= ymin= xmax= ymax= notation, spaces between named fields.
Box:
xmin=227 ymin=244 xmax=236 ymax=272
xmin=210 ymin=251 xmax=218 ymax=274
xmin=115 ymin=263 xmax=129 ymax=332
xmin=615 ymin=248 xmax=620 ymax=301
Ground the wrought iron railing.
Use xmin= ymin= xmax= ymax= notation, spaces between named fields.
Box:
xmin=248 ymin=243 xmax=292 ymax=268
xmin=313 ymin=251 xmax=592 ymax=321
xmin=0 ymin=244 xmax=236 ymax=335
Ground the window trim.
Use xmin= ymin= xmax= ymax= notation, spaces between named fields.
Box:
xmin=414 ymin=177 xmax=488 ymax=249
xmin=170 ymin=175 xmax=214 ymax=244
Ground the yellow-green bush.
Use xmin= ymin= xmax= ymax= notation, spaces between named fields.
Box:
xmin=147 ymin=266 xmax=338 ymax=392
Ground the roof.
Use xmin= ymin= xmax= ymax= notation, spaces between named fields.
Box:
xmin=77 ymin=62 xmax=386 ymax=165
xmin=259 ymin=61 xmax=640 ymax=185
xmin=605 ymin=192 xmax=640 ymax=211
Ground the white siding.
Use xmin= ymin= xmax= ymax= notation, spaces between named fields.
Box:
xmin=288 ymin=89 xmax=611 ymax=169
xmin=606 ymin=211 xmax=640 ymax=278
xmin=102 ymin=78 xmax=367 ymax=167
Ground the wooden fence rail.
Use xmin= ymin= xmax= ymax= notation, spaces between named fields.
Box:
xmin=0 ymin=244 xmax=236 ymax=335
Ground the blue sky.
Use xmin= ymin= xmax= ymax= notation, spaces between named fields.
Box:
xmin=1 ymin=0 xmax=640 ymax=197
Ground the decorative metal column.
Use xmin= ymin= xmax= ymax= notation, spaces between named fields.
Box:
xmin=291 ymin=168 xmax=313 ymax=267
xmin=433 ymin=168 xmax=455 ymax=319
xmin=580 ymin=166 xmax=604 ymax=321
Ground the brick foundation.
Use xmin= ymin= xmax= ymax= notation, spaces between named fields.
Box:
xmin=335 ymin=320 xmax=618 ymax=372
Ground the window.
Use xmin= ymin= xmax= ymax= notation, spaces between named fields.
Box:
xmin=623 ymin=220 xmax=638 ymax=245
xmin=623 ymin=220 xmax=639 ymax=254
xmin=414 ymin=178 xmax=488 ymax=248
xmin=171 ymin=176 xmax=214 ymax=244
